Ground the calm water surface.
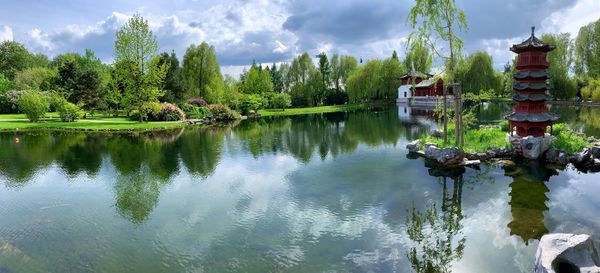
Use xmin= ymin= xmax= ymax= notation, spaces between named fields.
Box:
xmin=0 ymin=106 xmax=599 ymax=273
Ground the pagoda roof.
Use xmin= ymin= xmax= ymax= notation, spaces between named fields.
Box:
xmin=505 ymin=112 xmax=558 ymax=123
xmin=513 ymin=93 xmax=553 ymax=102
xmin=510 ymin=27 xmax=555 ymax=53
xmin=513 ymin=82 xmax=550 ymax=91
xmin=514 ymin=71 xmax=551 ymax=80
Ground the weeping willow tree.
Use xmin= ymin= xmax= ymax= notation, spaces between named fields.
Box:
xmin=408 ymin=0 xmax=468 ymax=146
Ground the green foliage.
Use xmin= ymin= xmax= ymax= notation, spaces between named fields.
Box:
xmin=455 ymin=51 xmax=501 ymax=95
xmin=135 ymin=101 xmax=162 ymax=122
xmin=583 ymin=79 xmax=600 ymax=102
xmin=541 ymin=33 xmax=577 ymax=100
xmin=182 ymin=42 xmax=224 ymax=103
xmin=157 ymin=51 xmax=185 ymax=102
xmin=316 ymin=52 xmax=331 ymax=104
xmin=381 ymin=55 xmax=406 ymax=100
xmin=56 ymin=100 xmax=83 ymax=122
xmin=552 ymin=130 xmax=590 ymax=154
xmin=181 ymin=104 xmax=211 ymax=119
xmin=421 ymin=125 xmax=510 ymax=153
xmin=17 ymin=91 xmax=49 ymax=122
xmin=208 ymin=104 xmax=241 ymax=121
xmin=240 ymin=65 xmax=273 ymax=95
xmin=0 ymin=73 xmax=14 ymax=93
xmin=272 ymin=93 xmax=292 ymax=110
xmin=499 ymin=120 xmax=509 ymax=132
xmin=574 ymin=19 xmax=600 ymax=78
xmin=404 ymin=37 xmax=432 ymax=73
xmin=346 ymin=59 xmax=383 ymax=103
xmin=408 ymin=0 xmax=468 ymax=79
xmin=114 ymin=14 xmax=167 ymax=122
xmin=238 ymin=94 xmax=264 ymax=115
xmin=14 ymin=67 xmax=58 ymax=91
xmin=0 ymin=41 xmax=33 ymax=80
xmin=157 ymin=102 xmax=185 ymax=121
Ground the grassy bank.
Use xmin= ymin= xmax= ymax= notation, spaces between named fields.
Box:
xmin=258 ymin=104 xmax=365 ymax=117
xmin=421 ymin=126 xmax=511 ymax=153
xmin=0 ymin=114 xmax=187 ymax=132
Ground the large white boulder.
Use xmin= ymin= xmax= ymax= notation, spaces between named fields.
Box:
xmin=535 ymin=233 xmax=600 ymax=273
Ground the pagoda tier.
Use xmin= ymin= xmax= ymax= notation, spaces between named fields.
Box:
xmin=505 ymin=27 xmax=558 ymax=138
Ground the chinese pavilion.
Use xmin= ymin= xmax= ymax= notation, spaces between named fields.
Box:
xmin=505 ymin=27 xmax=558 ymax=138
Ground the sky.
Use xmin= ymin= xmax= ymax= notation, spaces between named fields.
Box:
xmin=0 ymin=0 xmax=599 ymax=77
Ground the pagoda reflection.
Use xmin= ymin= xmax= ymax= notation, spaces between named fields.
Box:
xmin=503 ymin=160 xmax=557 ymax=245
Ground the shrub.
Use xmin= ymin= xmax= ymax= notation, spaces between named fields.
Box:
xmin=157 ymin=102 xmax=185 ymax=121
xmin=208 ymin=104 xmax=241 ymax=121
xmin=17 ymin=91 xmax=49 ymax=122
xmin=186 ymin=98 xmax=208 ymax=107
xmin=134 ymin=101 xmax=162 ymax=122
xmin=499 ymin=120 xmax=509 ymax=132
xmin=272 ymin=93 xmax=292 ymax=110
xmin=552 ymin=130 xmax=590 ymax=154
xmin=239 ymin=94 xmax=264 ymax=115
xmin=324 ymin=90 xmax=348 ymax=105
xmin=57 ymin=101 xmax=82 ymax=122
xmin=0 ymin=90 xmax=21 ymax=114
xmin=181 ymin=103 xmax=211 ymax=119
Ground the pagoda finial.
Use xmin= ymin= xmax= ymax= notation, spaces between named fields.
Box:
xmin=531 ymin=26 xmax=535 ymax=37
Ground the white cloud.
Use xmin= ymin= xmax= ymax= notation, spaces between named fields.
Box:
xmin=542 ymin=0 xmax=600 ymax=37
xmin=0 ymin=25 xmax=13 ymax=42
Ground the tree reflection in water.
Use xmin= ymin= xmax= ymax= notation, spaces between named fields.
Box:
xmin=405 ymin=164 xmax=466 ymax=273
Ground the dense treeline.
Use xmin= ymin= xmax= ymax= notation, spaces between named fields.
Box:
xmin=2 ymin=14 xmax=600 ymax=123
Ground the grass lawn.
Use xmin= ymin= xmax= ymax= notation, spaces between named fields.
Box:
xmin=258 ymin=104 xmax=365 ymax=117
xmin=0 ymin=113 xmax=187 ymax=132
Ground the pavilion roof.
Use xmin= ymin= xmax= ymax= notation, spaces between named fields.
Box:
xmin=510 ymin=27 xmax=555 ymax=53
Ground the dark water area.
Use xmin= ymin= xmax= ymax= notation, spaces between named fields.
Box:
xmin=475 ymin=101 xmax=600 ymax=137
xmin=0 ymin=106 xmax=599 ymax=273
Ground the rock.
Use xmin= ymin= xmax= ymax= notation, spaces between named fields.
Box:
xmin=574 ymin=148 xmax=593 ymax=165
xmin=424 ymin=144 xmax=465 ymax=165
xmin=509 ymin=135 xmax=552 ymax=159
xmin=406 ymin=140 xmax=421 ymax=153
xmin=535 ymin=233 xmax=600 ymax=273
xmin=545 ymin=148 xmax=569 ymax=165
xmin=591 ymin=146 xmax=600 ymax=159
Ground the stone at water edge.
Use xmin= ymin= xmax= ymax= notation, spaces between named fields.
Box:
xmin=406 ymin=140 xmax=421 ymax=153
xmin=572 ymin=148 xmax=593 ymax=166
xmin=535 ymin=233 xmax=600 ymax=273
xmin=424 ymin=144 xmax=465 ymax=165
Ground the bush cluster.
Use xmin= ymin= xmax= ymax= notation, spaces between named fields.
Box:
xmin=186 ymin=98 xmax=208 ymax=107
xmin=208 ymin=104 xmax=240 ymax=121
xmin=17 ymin=91 xmax=49 ymax=122
xmin=181 ymin=103 xmax=211 ymax=119
xmin=157 ymin=102 xmax=185 ymax=121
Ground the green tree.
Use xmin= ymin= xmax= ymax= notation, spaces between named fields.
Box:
xmin=455 ymin=51 xmax=501 ymax=95
xmin=404 ymin=38 xmax=433 ymax=73
xmin=157 ymin=51 xmax=185 ymax=102
xmin=14 ymin=67 xmax=58 ymax=91
xmin=408 ymin=0 xmax=467 ymax=79
xmin=269 ymin=63 xmax=284 ymax=93
xmin=182 ymin=42 xmax=224 ymax=103
xmin=272 ymin=92 xmax=291 ymax=110
xmin=0 ymin=41 xmax=32 ymax=80
xmin=241 ymin=65 xmax=273 ymax=95
xmin=346 ymin=59 xmax=383 ymax=103
xmin=574 ymin=19 xmax=600 ymax=78
xmin=542 ymin=33 xmax=577 ymax=100
xmin=114 ymin=13 xmax=168 ymax=122
xmin=0 ymin=73 xmax=14 ymax=93
xmin=339 ymin=56 xmax=358 ymax=89
xmin=316 ymin=52 xmax=331 ymax=105
xmin=18 ymin=90 xmax=49 ymax=122
xmin=381 ymin=54 xmax=405 ymax=100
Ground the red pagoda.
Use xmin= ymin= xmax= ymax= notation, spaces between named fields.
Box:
xmin=506 ymin=27 xmax=558 ymax=139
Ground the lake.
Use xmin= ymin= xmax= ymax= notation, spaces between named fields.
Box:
xmin=1 ymin=106 xmax=599 ymax=273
